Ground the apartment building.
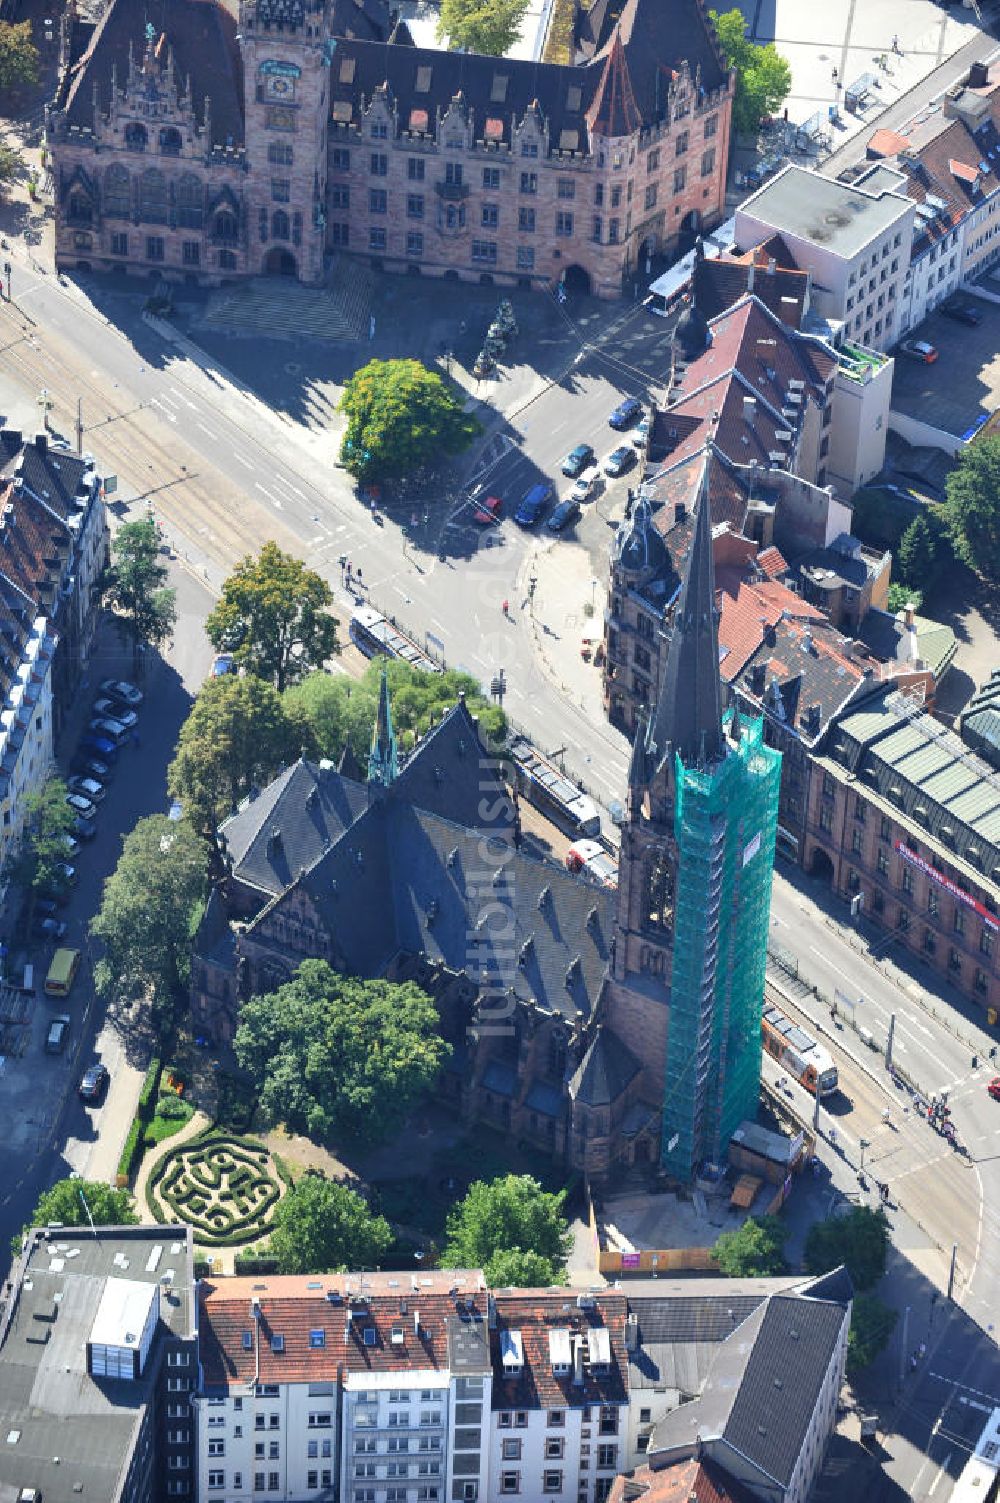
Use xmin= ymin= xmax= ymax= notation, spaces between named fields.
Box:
xmin=735 ymin=165 xmax=915 ymax=353
xmin=0 ymin=1225 xmax=196 ymax=1503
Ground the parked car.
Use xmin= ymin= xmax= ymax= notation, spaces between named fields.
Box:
xmin=473 ymin=494 xmax=503 ymax=525
xmin=899 ymin=339 xmax=938 ymax=364
xmin=942 ymin=301 xmax=982 ymax=326
xmin=45 ymin=1015 xmax=71 ymax=1054
xmin=33 ymin=916 xmax=68 ymax=942
xmin=632 ymin=416 xmax=652 ymax=449
xmin=79 ymin=734 xmax=118 ymax=762
xmin=67 ymin=775 xmax=105 ymax=802
xmin=61 ymin=834 xmax=80 ymax=858
xmin=569 ymin=474 xmax=596 ymax=504
xmin=99 ymin=678 xmax=143 ymax=707
xmin=79 ymin=1063 xmax=110 ymax=1101
xmin=54 ymin=861 xmax=77 ymax=887
xmin=513 ymin=482 xmax=554 ymax=526
xmin=546 ymin=499 xmax=582 ymax=533
xmin=65 ymin=792 xmax=96 ymax=819
xmin=93 ymin=698 xmax=138 ymax=729
xmin=561 ymin=443 xmax=595 ymax=477
xmin=89 ymin=718 xmax=129 ymax=744
xmin=988 ymin=1076 xmax=1000 ymax=1102
xmin=210 ymin=653 xmax=235 ymax=677
xmin=71 ymin=754 xmax=112 ymax=781
xmin=72 ymin=814 xmax=98 ymax=843
xmin=609 ymin=396 xmax=642 ymax=430
xmin=604 ymin=446 xmax=636 ymax=477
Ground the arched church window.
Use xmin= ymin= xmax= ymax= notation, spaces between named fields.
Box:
xmin=159 ymin=126 xmax=183 ymax=156
xmin=643 ymin=850 xmax=674 ymax=933
xmin=124 ymin=122 xmax=147 ymax=152
xmin=140 ymin=168 xmax=169 ymax=224
xmin=104 ymin=164 xmax=131 ymax=219
xmin=272 ymin=209 xmax=290 ymax=241
xmin=176 ymin=174 xmax=204 ymax=229
xmin=214 ymin=210 xmax=238 ymax=243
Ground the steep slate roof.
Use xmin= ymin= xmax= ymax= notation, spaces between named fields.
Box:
xmin=627 ymin=1294 xmax=769 ymax=1396
xmin=61 ymin=0 xmax=245 ymax=145
xmin=569 ymin=1026 xmax=642 ymax=1106
xmin=490 ymin=1292 xmax=628 ymax=1410
xmin=736 ymin=615 xmax=866 ymax=745
xmin=864 ymin=110 xmax=1000 ymax=254
xmin=960 ymin=668 xmax=1000 ymax=771
xmin=392 ymin=698 xmax=514 ymax=829
xmin=220 ymin=759 xmax=369 ymax=896
xmin=587 ymin=32 xmax=642 ymax=136
xmin=0 ymin=433 xmax=94 ymax=525
xmin=856 ymin=608 xmax=956 ymax=681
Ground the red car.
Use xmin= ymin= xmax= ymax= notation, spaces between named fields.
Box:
xmin=988 ymin=1076 xmax=1000 ymax=1102
xmin=474 ymin=494 xmax=502 ymax=525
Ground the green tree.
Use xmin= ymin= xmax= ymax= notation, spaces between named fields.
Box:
xmin=437 ymin=0 xmax=530 ymax=54
xmin=268 ymin=1173 xmax=392 ymax=1274
xmin=846 ymin=1292 xmax=898 ymax=1377
xmin=15 ymin=1178 xmax=137 ymax=1252
xmin=443 ymin=1175 xmax=571 ymax=1282
xmin=168 ymin=674 xmax=313 ymax=831
xmin=234 ymin=960 xmax=450 ymax=1143
xmin=483 ymin=1246 xmax=566 ymax=1288
xmin=338 ymin=359 xmax=480 ymax=485
xmin=285 ymin=659 xmax=506 ymax=765
xmin=90 ymin=815 xmax=207 ymax=1041
xmin=711 ymin=1215 xmax=787 ymax=1277
xmin=804 ymin=1206 xmax=890 ymax=1292
xmin=0 ymin=141 xmax=21 ymax=189
xmin=0 ymin=21 xmax=40 ymax=90
xmin=709 ymin=9 xmax=792 ymax=136
xmin=945 ymin=437 xmax=1000 ymax=579
xmin=103 ymin=514 xmax=177 ymax=671
xmin=206 ymin=542 xmax=339 ymax=693
xmin=887 ymin=583 xmax=923 ymax=614
xmin=11 ymin=778 xmax=76 ymax=917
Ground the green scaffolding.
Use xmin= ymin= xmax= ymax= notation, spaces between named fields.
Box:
xmin=661 ymin=711 xmax=782 ymax=1181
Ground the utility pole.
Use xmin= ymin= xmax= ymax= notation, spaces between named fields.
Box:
xmin=947 ymin=1243 xmax=958 ymax=1301
xmin=812 ymin=1084 xmax=820 ymax=1132
xmin=860 ymin=1137 xmax=870 ymax=1171
xmin=898 ymin=1303 xmax=911 ymax=1390
xmin=886 ymin=1012 xmax=896 ymax=1071
xmin=76 ymin=396 xmax=84 ymax=456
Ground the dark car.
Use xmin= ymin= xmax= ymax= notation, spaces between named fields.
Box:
xmin=79 ymin=1063 xmax=110 ymax=1101
xmin=72 ymin=814 xmax=98 ymax=843
xmin=33 ymin=915 xmax=68 ymax=941
xmin=45 ymin=1016 xmax=71 ymax=1054
xmin=71 ymin=754 xmax=112 ymax=781
xmin=93 ymin=698 xmax=138 ymax=730
xmin=942 ymin=301 xmax=982 ymax=326
xmin=604 ymin=445 xmax=636 ymax=477
xmin=79 ymin=735 xmax=118 ymax=762
xmin=546 ymin=499 xmax=582 ymax=533
xmin=99 ymin=678 xmax=143 ymax=707
xmin=513 ymin=482 xmax=554 ymax=526
xmin=89 ymin=718 xmax=129 ymax=745
xmin=561 ymin=443 xmax=595 ymax=477
xmin=609 ymin=396 xmax=642 ymax=430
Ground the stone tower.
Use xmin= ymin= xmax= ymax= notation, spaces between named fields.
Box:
xmin=238 ymin=0 xmax=333 ymax=282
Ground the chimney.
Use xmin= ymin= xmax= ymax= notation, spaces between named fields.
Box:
xmin=625 ymin=1313 xmax=639 ymax=1352
xmin=35 ymin=432 xmax=48 ymax=454
xmin=767 ymin=256 xmax=777 ymax=276
xmin=743 ymin=395 xmax=757 ymax=422
xmin=968 ymin=60 xmax=989 ymax=88
xmin=675 ymin=501 xmax=687 ymax=523
xmin=763 ymin=623 xmax=777 ymax=647
xmin=488 ymin=1294 xmax=497 ymax=1330
xmin=904 ymin=602 xmax=916 ymax=627
xmin=750 ymin=663 xmax=767 ymax=695
xmin=413 ymin=1309 xmax=421 ymax=1338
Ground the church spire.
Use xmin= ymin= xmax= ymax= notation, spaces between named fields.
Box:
xmin=646 ymin=450 xmax=723 ymax=769
xmin=368 ymin=667 xmax=398 ymax=787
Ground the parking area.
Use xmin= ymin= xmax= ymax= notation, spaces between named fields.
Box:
xmin=890 ymin=295 xmax=1000 ymax=442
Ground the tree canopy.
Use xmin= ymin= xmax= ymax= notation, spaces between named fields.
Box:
xmin=944 ymin=437 xmax=1000 ymax=580
xmin=103 ymin=514 xmax=177 ymax=670
xmin=206 ymin=542 xmax=339 ymax=693
xmin=443 ymin=1174 xmax=571 ymax=1285
xmin=168 ymin=674 xmax=313 ymax=831
xmin=234 ymin=960 xmax=450 ymax=1143
xmin=896 ymin=507 xmax=951 ymax=598
xmin=804 ymin=1205 xmax=889 ymax=1291
xmin=12 ymin=778 xmax=77 ymax=912
xmin=847 ymin=1292 xmax=897 ymax=1377
xmin=0 ymin=141 xmax=21 ymax=189
xmin=268 ymin=1173 xmax=392 ymax=1274
xmin=16 ymin=1179 xmax=137 ymax=1252
xmin=90 ymin=815 xmax=207 ymax=1041
xmin=284 ymin=659 xmax=506 ymax=764
xmin=711 ymin=1215 xmax=787 ymax=1277
xmin=437 ymin=0 xmax=530 ymax=54
xmin=709 ymin=9 xmax=792 ymax=136
xmin=338 ymin=359 xmax=480 ymax=484
xmin=0 ymin=21 xmax=39 ymax=90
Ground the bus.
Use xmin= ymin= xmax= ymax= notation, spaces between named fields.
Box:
xmin=508 ymin=734 xmax=601 ymax=840
xmin=349 ymin=606 xmax=442 ymax=674
xmin=565 ymin=839 xmax=618 ymax=889
xmin=44 ymin=947 xmax=81 ymax=999
xmin=762 ymin=1000 xmax=839 ymax=1097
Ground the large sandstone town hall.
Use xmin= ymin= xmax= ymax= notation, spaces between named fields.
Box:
xmin=48 ymin=0 xmax=734 ymax=297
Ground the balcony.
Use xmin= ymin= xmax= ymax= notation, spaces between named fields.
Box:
xmin=435 ymin=179 xmax=469 ymax=201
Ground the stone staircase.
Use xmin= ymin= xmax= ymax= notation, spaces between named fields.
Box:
xmin=199 ymin=256 xmax=374 ymax=342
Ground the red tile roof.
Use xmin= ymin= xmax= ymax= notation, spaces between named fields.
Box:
xmin=867 ymin=127 xmax=911 ymax=158
xmin=755 ymin=545 xmax=787 ymax=579
xmin=608 ymin=1459 xmax=757 ymax=1503
xmin=490 ymin=1291 xmax=628 ymax=1410
xmin=718 ymin=578 xmax=823 ymax=682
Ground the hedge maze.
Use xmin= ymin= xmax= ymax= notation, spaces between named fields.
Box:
xmin=147 ymin=1133 xmax=284 ymax=1246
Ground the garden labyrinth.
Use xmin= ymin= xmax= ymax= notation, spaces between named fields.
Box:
xmin=148 ymin=1133 xmax=285 ymax=1246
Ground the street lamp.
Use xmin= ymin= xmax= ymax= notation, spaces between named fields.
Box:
xmin=859 ymin=1137 xmax=871 ymax=1171
xmin=37 ymin=386 xmax=52 ymax=430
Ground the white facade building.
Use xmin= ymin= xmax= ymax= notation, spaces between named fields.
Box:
xmin=735 ymin=165 xmax=915 ymax=353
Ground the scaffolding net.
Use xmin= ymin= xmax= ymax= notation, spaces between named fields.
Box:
xmin=661 ymin=711 xmax=782 ymax=1180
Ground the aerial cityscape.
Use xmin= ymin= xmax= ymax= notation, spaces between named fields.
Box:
xmin=1 ymin=0 xmax=1000 ymax=1498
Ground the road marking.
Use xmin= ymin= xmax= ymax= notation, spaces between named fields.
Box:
xmin=254 ymin=482 xmax=282 ymax=508
xmin=149 ymin=398 xmax=177 ymax=423
xmin=928 ymin=1373 xmax=1000 ymax=1405
xmin=169 ymin=385 xmax=197 ymax=409
xmin=196 ymin=422 xmax=217 ymax=439
xmin=157 ymin=392 xmax=180 ymax=410
xmin=232 ymin=451 xmax=253 ymax=469
xmin=273 ymin=474 xmax=307 ymax=500
xmin=927 ymin=1453 xmax=952 ymax=1496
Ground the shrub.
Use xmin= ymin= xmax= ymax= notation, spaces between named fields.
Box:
xmin=137 ymin=1058 xmax=162 ymax=1122
xmin=156 ymin=1093 xmax=191 ymax=1121
xmin=234 ymin=1252 xmax=281 ymax=1276
xmin=117 ymin=1118 xmax=144 ymax=1185
xmin=145 ymin=1132 xmax=285 ymax=1247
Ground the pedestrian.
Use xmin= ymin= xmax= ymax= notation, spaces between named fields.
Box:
xmin=345 ymin=560 xmax=352 ymax=579
xmin=892 ymin=33 xmax=901 ymax=54
xmin=356 ymin=567 xmax=363 ymax=586
xmin=502 ymin=598 xmax=509 ymax=617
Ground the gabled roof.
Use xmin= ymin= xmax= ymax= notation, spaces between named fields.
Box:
xmin=219 ymin=758 xmax=369 ymax=896
xmin=587 ymin=31 xmax=641 ymax=137
xmin=490 ymin=1291 xmax=628 ymax=1410
xmin=0 ymin=432 xmax=95 ymax=525
xmin=569 ymin=1026 xmax=641 ymax=1106
xmin=392 ymin=697 xmax=514 ymax=830
xmin=718 ymin=577 xmax=824 ymax=683
xmin=736 ymin=614 xmax=866 ymax=744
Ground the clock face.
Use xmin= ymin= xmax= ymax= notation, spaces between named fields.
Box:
xmin=265 ymin=74 xmax=294 ymax=99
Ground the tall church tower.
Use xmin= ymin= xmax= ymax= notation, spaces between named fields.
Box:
xmin=238 ymin=0 xmax=333 ymax=283
xmin=605 ymin=455 xmax=782 ymax=1181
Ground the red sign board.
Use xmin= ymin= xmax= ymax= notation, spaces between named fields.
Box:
xmin=894 ymin=841 xmax=999 ymax=931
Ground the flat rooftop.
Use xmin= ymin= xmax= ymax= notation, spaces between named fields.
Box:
xmin=737 ymin=165 xmax=911 ymax=259
xmin=0 ymin=1227 xmax=193 ymax=1503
